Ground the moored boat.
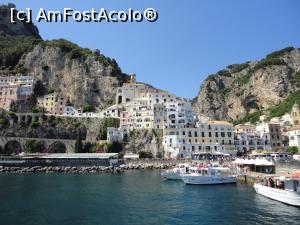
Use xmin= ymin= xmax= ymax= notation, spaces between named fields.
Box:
xmin=254 ymin=174 xmax=300 ymax=207
xmin=180 ymin=166 xmax=237 ymax=185
xmin=161 ymin=163 xmax=190 ymax=180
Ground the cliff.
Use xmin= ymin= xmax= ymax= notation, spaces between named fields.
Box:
xmin=0 ymin=4 xmax=40 ymax=38
xmin=193 ymin=47 xmax=300 ymax=122
xmin=22 ymin=40 xmax=129 ymax=109
xmin=0 ymin=4 xmax=129 ymax=110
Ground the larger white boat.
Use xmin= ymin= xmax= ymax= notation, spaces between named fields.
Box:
xmin=161 ymin=163 xmax=190 ymax=180
xmin=180 ymin=166 xmax=237 ymax=185
xmin=254 ymin=174 xmax=300 ymax=207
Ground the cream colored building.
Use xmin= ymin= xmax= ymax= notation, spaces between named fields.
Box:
xmin=163 ymin=121 xmax=234 ymax=158
xmin=37 ymin=92 xmax=67 ymax=115
xmin=291 ymin=102 xmax=300 ymax=125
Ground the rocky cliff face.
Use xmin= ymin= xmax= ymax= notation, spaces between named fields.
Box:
xmin=0 ymin=3 xmax=129 ymax=110
xmin=193 ymin=47 xmax=300 ymax=121
xmin=0 ymin=4 xmax=40 ymax=38
xmin=125 ymin=129 xmax=164 ymax=157
xmin=22 ymin=43 xmax=127 ymax=109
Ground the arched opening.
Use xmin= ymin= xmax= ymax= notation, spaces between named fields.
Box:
xmin=118 ymin=96 xmax=122 ymax=104
xmin=48 ymin=141 xmax=67 ymax=153
xmin=3 ymin=140 xmax=22 ymax=155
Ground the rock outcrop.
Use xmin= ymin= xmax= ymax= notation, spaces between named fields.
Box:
xmin=125 ymin=129 xmax=164 ymax=157
xmin=0 ymin=3 xmax=129 ymax=110
xmin=0 ymin=4 xmax=40 ymax=38
xmin=22 ymin=43 xmax=127 ymax=109
xmin=193 ymin=47 xmax=300 ymax=121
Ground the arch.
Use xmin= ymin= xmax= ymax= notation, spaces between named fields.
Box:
xmin=3 ymin=140 xmax=22 ymax=155
xmin=118 ymin=96 xmax=122 ymax=104
xmin=48 ymin=141 xmax=67 ymax=153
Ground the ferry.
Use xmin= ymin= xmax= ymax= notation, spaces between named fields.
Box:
xmin=180 ymin=166 xmax=237 ymax=185
xmin=160 ymin=163 xmax=190 ymax=180
xmin=254 ymin=173 xmax=300 ymax=207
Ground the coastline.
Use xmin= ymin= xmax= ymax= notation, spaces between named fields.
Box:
xmin=0 ymin=160 xmax=179 ymax=174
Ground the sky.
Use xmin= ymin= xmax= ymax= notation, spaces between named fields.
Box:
xmin=2 ymin=0 xmax=300 ymax=99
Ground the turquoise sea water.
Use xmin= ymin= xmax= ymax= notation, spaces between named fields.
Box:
xmin=0 ymin=170 xmax=299 ymax=225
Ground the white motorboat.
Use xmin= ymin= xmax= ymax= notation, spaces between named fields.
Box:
xmin=180 ymin=166 xmax=237 ymax=185
xmin=161 ymin=163 xmax=190 ymax=180
xmin=254 ymin=174 xmax=300 ymax=207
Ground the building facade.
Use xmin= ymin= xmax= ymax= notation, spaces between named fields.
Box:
xmin=256 ymin=122 xmax=283 ymax=149
xmin=163 ymin=121 xmax=234 ymax=158
xmin=37 ymin=92 xmax=67 ymax=115
xmin=0 ymin=74 xmax=34 ymax=109
xmin=287 ymin=127 xmax=300 ymax=151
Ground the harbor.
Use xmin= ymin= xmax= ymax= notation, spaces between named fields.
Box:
xmin=1 ymin=170 xmax=300 ymax=225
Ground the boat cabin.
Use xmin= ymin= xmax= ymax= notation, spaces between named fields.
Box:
xmin=187 ymin=166 xmax=232 ymax=176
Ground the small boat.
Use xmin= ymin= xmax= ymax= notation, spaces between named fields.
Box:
xmin=254 ymin=174 xmax=300 ymax=207
xmin=180 ymin=166 xmax=237 ymax=185
xmin=161 ymin=163 xmax=190 ymax=180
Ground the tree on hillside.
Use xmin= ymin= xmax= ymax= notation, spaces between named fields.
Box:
xmin=139 ymin=151 xmax=153 ymax=159
xmin=24 ymin=140 xmax=46 ymax=153
xmin=33 ymin=80 xmax=47 ymax=97
xmin=287 ymin=146 xmax=299 ymax=155
xmin=106 ymin=141 xmax=123 ymax=153
xmin=98 ymin=118 xmax=120 ymax=140
xmin=75 ymin=131 xmax=83 ymax=153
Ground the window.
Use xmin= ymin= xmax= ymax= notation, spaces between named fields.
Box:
xmin=221 ymin=132 xmax=225 ymax=137
xmin=188 ymin=131 xmax=192 ymax=137
xmin=215 ymin=132 xmax=218 ymax=137
xmin=192 ymin=146 xmax=195 ymax=151
xmin=227 ymin=132 xmax=232 ymax=137
xmin=194 ymin=131 xmax=198 ymax=137
xmin=182 ymin=131 xmax=186 ymax=136
xmin=209 ymin=132 xmax=212 ymax=137
xmin=202 ymin=132 xmax=205 ymax=137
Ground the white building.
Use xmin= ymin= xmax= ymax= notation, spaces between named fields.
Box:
xmin=112 ymin=75 xmax=195 ymax=130
xmin=287 ymin=126 xmax=300 ymax=151
xmin=234 ymin=133 xmax=272 ymax=153
xmin=163 ymin=121 xmax=234 ymax=158
xmin=107 ymin=127 xmax=130 ymax=143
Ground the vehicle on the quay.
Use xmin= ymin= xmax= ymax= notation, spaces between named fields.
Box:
xmin=254 ymin=172 xmax=300 ymax=207
xmin=180 ymin=166 xmax=237 ymax=185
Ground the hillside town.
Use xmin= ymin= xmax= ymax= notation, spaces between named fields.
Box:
xmin=0 ymin=73 xmax=299 ymax=159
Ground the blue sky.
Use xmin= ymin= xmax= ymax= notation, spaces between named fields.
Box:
xmin=3 ymin=0 xmax=300 ymax=99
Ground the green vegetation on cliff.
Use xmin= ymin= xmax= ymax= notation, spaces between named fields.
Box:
xmin=233 ymin=110 xmax=263 ymax=125
xmin=0 ymin=34 xmax=42 ymax=72
xmin=40 ymin=39 xmax=124 ymax=77
xmin=233 ymin=90 xmax=300 ymax=124
xmin=98 ymin=118 xmax=120 ymax=140
xmin=267 ymin=90 xmax=300 ymax=119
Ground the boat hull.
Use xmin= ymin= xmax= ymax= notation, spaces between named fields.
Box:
xmin=181 ymin=175 xmax=237 ymax=185
xmin=161 ymin=171 xmax=182 ymax=180
xmin=254 ymin=183 xmax=300 ymax=207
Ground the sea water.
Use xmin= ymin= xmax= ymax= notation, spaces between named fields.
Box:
xmin=0 ymin=170 xmax=299 ymax=225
